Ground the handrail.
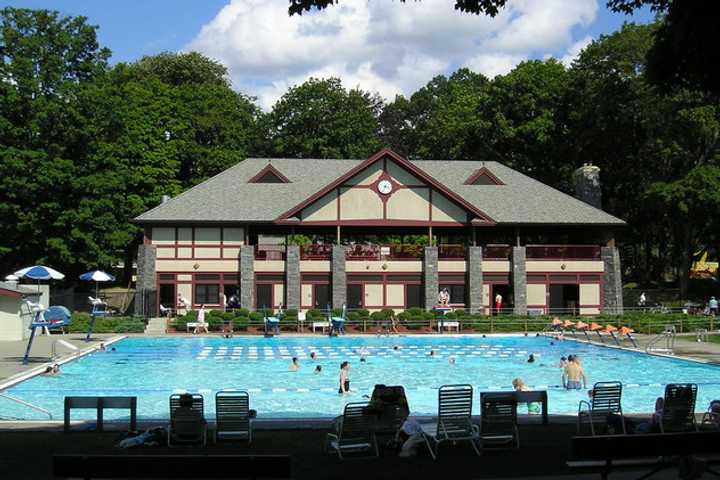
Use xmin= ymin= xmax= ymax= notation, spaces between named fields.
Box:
xmin=0 ymin=393 xmax=53 ymax=419
xmin=646 ymin=325 xmax=676 ymax=354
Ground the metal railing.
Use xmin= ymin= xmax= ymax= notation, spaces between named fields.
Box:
xmin=0 ymin=393 xmax=53 ymax=420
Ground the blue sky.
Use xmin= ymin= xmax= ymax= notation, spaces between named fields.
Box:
xmin=5 ymin=1 xmax=654 ymax=108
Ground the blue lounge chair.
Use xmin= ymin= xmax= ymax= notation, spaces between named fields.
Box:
xmin=331 ymin=304 xmax=347 ymax=335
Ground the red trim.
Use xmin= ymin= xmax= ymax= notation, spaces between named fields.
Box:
xmin=464 ymin=167 xmax=505 ymax=186
xmin=0 ymin=288 xmax=22 ymax=298
xmin=281 ymin=220 xmax=464 ymax=227
xmin=248 ymin=164 xmax=291 ymax=184
xmin=275 ymin=148 xmax=496 ymax=225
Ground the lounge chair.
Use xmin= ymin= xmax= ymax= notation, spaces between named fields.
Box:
xmin=169 ymin=393 xmax=206 ymax=446
xmin=480 ymin=392 xmax=519 ymax=448
xmin=577 ymin=381 xmax=625 ymax=435
xmin=701 ymin=400 xmax=720 ymax=431
xmin=326 ymin=402 xmax=378 ymax=459
xmin=589 ymin=322 xmax=604 ymax=343
xmin=331 ymin=303 xmax=347 ymax=335
xmin=215 ymin=390 xmax=253 ymax=443
xmin=422 ymin=384 xmax=481 ymax=460
xmin=618 ymin=326 xmax=638 ymax=347
xmin=603 ymin=324 xmax=619 ymax=345
xmin=563 ymin=320 xmax=577 ymax=338
xmin=660 ymin=383 xmax=698 ymax=433
xmin=575 ymin=321 xmax=590 ymax=341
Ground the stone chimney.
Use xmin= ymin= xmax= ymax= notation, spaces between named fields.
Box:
xmin=573 ymin=163 xmax=602 ymax=209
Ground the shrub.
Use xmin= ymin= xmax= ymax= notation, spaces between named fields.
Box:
xmin=233 ymin=317 xmax=249 ymax=331
xmin=332 ymin=308 xmax=343 ymax=317
xmin=396 ymin=311 xmax=409 ymax=322
xmin=422 ymin=311 xmax=435 ymax=320
xmin=370 ymin=311 xmax=388 ymax=322
xmin=356 ymin=309 xmax=370 ymax=319
xmin=68 ymin=314 xmax=145 ymax=334
xmin=249 ymin=312 xmax=264 ymax=322
xmin=347 ymin=311 xmax=360 ymax=322
xmin=405 ymin=307 xmax=424 ymax=316
xmin=381 ymin=308 xmax=395 ymax=319
xmin=222 ymin=312 xmax=235 ymax=321
xmin=235 ymin=308 xmax=250 ymax=317
xmin=307 ymin=309 xmax=323 ymax=320
xmin=284 ymin=308 xmax=298 ymax=317
xmin=444 ymin=311 xmax=457 ymax=320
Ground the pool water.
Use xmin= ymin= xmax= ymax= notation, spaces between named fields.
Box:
xmin=3 ymin=335 xmax=720 ymax=420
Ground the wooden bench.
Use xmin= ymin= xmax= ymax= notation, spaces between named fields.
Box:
xmin=53 ymin=454 xmax=292 ymax=479
xmin=437 ymin=320 xmax=460 ymax=333
xmin=64 ymin=396 xmax=137 ymax=433
xmin=515 ymin=390 xmax=548 ymax=425
xmin=312 ymin=321 xmax=330 ymax=333
xmin=568 ymin=431 xmax=720 ymax=479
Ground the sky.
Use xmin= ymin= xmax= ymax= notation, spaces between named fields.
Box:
xmin=5 ymin=0 xmax=654 ymax=109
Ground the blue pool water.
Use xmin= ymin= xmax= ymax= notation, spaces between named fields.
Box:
xmin=3 ymin=335 xmax=720 ymax=420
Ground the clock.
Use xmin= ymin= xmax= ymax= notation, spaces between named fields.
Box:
xmin=377 ymin=179 xmax=393 ymax=195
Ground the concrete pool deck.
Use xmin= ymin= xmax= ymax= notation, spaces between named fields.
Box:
xmin=0 ymin=333 xmax=124 ymax=388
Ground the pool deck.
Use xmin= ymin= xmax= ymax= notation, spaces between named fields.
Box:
xmin=0 ymin=333 xmax=124 ymax=389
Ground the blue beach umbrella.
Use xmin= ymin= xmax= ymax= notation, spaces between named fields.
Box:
xmin=79 ymin=270 xmax=115 ymax=298
xmin=13 ymin=265 xmax=65 ymax=291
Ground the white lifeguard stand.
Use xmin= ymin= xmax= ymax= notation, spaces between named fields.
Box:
xmin=0 ymin=281 xmax=41 ymax=341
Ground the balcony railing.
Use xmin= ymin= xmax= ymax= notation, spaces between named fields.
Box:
xmin=300 ymin=243 xmax=333 ymax=260
xmin=254 ymin=245 xmax=286 ymax=261
xmin=438 ymin=244 xmax=466 ymax=259
xmin=484 ymin=244 xmax=511 ymax=260
xmin=526 ymin=245 xmax=601 ymax=260
xmin=345 ymin=244 xmax=380 ymax=261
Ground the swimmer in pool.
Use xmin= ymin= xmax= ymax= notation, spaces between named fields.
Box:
xmin=563 ymin=355 xmax=586 ymax=390
xmin=449 ymin=355 xmax=456 ymax=365
xmin=559 ymin=356 xmax=568 ymax=368
xmin=289 ymin=357 xmax=300 ymax=371
xmin=429 ymin=350 xmax=435 ymax=357
xmin=314 ymin=365 xmax=322 ymax=374
xmin=44 ymin=363 xmax=60 ymax=375
xmin=339 ymin=361 xmax=350 ymax=394
xmin=527 ymin=354 xmax=535 ymax=363
xmin=310 ymin=351 xmax=317 ymax=361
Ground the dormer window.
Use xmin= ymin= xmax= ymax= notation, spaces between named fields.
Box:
xmin=248 ymin=164 xmax=290 ymax=184
xmin=464 ymin=167 xmax=504 ymax=185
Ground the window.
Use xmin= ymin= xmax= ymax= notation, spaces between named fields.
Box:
xmin=195 ymin=284 xmax=220 ymax=305
xmin=159 ymin=284 xmax=175 ymax=310
xmin=314 ymin=284 xmax=331 ymax=309
xmin=256 ymin=284 xmax=273 ymax=309
xmin=406 ymin=284 xmax=423 ymax=308
xmin=347 ymin=284 xmax=363 ymax=309
xmin=248 ymin=165 xmax=290 ymax=184
xmin=464 ymin=167 xmax=504 ymax=185
xmin=440 ymin=284 xmax=466 ymax=305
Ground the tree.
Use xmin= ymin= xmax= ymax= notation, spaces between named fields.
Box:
xmin=288 ymin=0 xmax=508 ymax=17
xmin=266 ymin=77 xmax=382 ymax=159
xmin=0 ymin=8 xmax=110 ymax=274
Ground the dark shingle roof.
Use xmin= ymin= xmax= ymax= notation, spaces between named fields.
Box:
xmin=135 ymin=157 xmax=624 ymax=226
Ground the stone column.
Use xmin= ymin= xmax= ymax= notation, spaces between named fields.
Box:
xmin=134 ymin=244 xmax=157 ymax=318
xmin=332 ymin=245 xmax=346 ymax=309
xmin=240 ymin=245 xmax=254 ymax=310
xmin=467 ymin=246 xmax=483 ymax=314
xmin=511 ymin=246 xmax=527 ymax=315
xmin=285 ymin=245 xmax=300 ymax=311
xmin=602 ymin=246 xmax=624 ymax=315
xmin=424 ymin=246 xmax=439 ymax=311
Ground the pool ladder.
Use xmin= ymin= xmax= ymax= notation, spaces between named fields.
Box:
xmin=645 ymin=325 xmax=676 ymax=355
xmin=0 ymin=392 xmax=53 ymax=420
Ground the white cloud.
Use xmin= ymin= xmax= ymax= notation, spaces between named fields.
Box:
xmin=186 ymin=0 xmax=600 ymax=109
xmin=560 ymin=35 xmax=594 ymax=67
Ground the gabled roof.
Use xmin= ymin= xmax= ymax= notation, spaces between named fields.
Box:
xmin=134 ymin=150 xmax=625 ymax=226
xmin=275 ymin=148 xmax=495 ymax=224
xmin=248 ymin=164 xmax=290 ymax=184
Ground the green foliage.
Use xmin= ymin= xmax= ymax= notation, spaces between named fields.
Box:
xmin=266 ymin=77 xmax=381 ymax=159
xmin=306 ymin=309 xmax=323 ymax=320
xmin=285 ymin=235 xmax=312 ymax=247
xmin=356 ymin=309 xmax=370 ymax=319
xmin=346 ymin=311 xmax=360 ymax=322
xmin=249 ymin=312 xmax=264 ymax=322
xmin=68 ymin=313 xmax=144 ymax=333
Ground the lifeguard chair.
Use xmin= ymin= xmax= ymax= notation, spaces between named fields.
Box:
xmin=21 ymin=300 xmax=72 ymax=364
xmin=86 ymin=296 xmax=108 ymax=341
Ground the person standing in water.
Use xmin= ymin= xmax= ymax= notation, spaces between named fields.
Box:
xmin=338 ymin=361 xmax=351 ymax=394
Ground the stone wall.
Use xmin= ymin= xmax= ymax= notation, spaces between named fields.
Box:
xmin=424 ymin=246 xmax=439 ymax=310
xmin=134 ymin=244 xmax=157 ymax=318
xmin=467 ymin=246 xmax=483 ymax=313
xmin=239 ymin=245 xmax=254 ymax=310
xmin=511 ymin=246 xmax=527 ymax=315
xmin=285 ymin=245 xmax=300 ymax=310
xmin=602 ymin=246 xmax=624 ymax=314
xmin=332 ymin=245 xmax=346 ymax=309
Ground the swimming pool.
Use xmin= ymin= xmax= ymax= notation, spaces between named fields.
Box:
xmin=3 ymin=335 xmax=719 ymax=420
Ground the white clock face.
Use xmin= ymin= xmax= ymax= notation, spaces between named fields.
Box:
xmin=377 ymin=179 xmax=393 ymax=195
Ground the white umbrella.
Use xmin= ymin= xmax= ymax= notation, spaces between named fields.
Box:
xmin=14 ymin=265 xmax=65 ymax=291
xmin=79 ymin=270 xmax=116 ymax=298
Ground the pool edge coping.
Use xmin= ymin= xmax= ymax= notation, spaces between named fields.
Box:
xmin=0 ymin=335 xmax=126 ymax=392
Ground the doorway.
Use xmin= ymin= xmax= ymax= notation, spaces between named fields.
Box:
xmin=159 ymin=283 xmax=175 ymax=312
xmin=549 ymin=284 xmax=579 ymax=315
xmin=490 ymin=284 xmax=513 ymax=315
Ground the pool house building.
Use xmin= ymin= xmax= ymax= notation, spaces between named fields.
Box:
xmin=134 ymin=149 xmax=625 ymax=317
